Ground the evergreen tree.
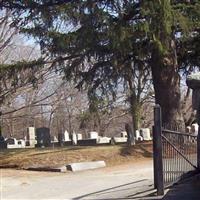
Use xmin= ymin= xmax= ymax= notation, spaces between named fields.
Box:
xmin=0 ymin=0 xmax=200 ymax=126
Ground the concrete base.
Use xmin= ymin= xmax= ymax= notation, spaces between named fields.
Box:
xmin=97 ymin=137 xmax=111 ymax=144
xmin=67 ymin=161 xmax=106 ymax=172
xmin=113 ymin=137 xmax=127 ymax=143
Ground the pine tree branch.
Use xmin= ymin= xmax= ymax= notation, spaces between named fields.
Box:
xmin=0 ymin=0 xmax=74 ymax=10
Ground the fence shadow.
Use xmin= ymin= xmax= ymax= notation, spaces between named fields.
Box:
xmin=162 ymin=174 xmax=200 ymax=200
xmin=72 ymin=179 xmax=159 ymax=200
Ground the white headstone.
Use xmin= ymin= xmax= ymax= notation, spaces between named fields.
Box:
xmin=135 ymin=130 xmax=140 ymax=139
xmin=97 ymin=137 xmax=111 ymax=144
xmin=72 ymin=132 xmax=77 ymax=145
xmin=27 ymin=127 xmax=35 ymax=139
xmin=121 ymin=131 xmax=127 ymax=138
xmin=191 ymin=123 xmax=199 ymax=136
xmin=67 ymin=161 xmax=106 ymax=172
xmin=186 ymin=126 xmax=191 ymax=133
xmin=6 ymin=138 xmax=25 ymax=149
xmin=113 ymin=137 xmax=127 ymax=143
xmin=53 ymin=136 xmax=58 ymax=142
xmin=17 ymin=139 xmax=26 ymax=148
xmin=27 ymin=127 xmax=36 ymax=147
xmin=77 ymin=133 xmax=82 ymax=140
xmin=64 ymin=130 xmax=71 ymax=141
xmin=89 ymin=131 xmax=98 ymax=139
xmin=135 ymin=130 xmax=143 ymax=141
xmin=140 ymin=128 xmax=152 ymax=141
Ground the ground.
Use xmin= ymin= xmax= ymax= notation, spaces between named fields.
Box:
xmin=1 ymin=159 xmax=154 ymax=200
xmin=1 ymin=143 xmax=200 ymax=199
xmin=0 ymin=143 xmax=155 ymax=199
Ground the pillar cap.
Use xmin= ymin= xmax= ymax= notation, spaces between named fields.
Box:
xmin=186 ymin=73 xmax=200 ymax=89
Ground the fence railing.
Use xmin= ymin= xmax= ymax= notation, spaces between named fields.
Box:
xmin=153 ymin=105 xmax=199 ymax=195
xmin=162 ymin=129 xmax=197 ymax=187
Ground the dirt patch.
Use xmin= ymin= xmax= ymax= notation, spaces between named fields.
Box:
xmin=0 ymin=142 xmax=152 ymax=169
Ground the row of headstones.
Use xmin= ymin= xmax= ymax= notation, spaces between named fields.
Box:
xmin=57 ymin=131 xmax=117 ymax=145
xmin=27 ymin=127 xmax=152 ymax=147
xmin=0 ymin=127 xmax=50 ymax=149
xmin=56 ymin=128 xmax=152 ymax=145
xmin=135 ymin=128 xmax=152 ymax=141
xmin=0 ymin=126 xmax=152 ymax=149
xmin=186 ymin=123 xmax=199 ymax=136
xmin=0 ymin=136 xmax=26 ymax=149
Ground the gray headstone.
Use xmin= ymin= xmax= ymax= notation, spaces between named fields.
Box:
xmin=36 ymin=127 xmax=51 ymax=147
xmin=0 ymin=135 xmax=7 ymax=149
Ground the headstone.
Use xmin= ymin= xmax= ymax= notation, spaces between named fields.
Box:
xmin=191 ymin=123 xmax=199 ymax=136
xmin=135 ymin=130 xmax=143 ymax=141
xmin=186 ymin=126 xmax=191 ymax=133
xmin=77 ymin=133 xmax=82 ymax=140
xmin=97 ymin=137 xmax=111 ymax=144
xmin=53 ymin=136 xmax=58 ymax=142
xmin=121 ymin=131 xmax=127 ymax=138
xmin=72 ymin=132 xmax=77 ymax=145
xmin=89 ymin=131 xmax=98 ymax=139
xmin=140 ymin=128 xmax=152 ymax=141
xmin=64 ymin=130 xmax=71 ymax=141
xmin=36 ymin=127 xmax=51 ymax=147
xmin=0 ymin=135 xmax=7 ymax=149
xmin=27 ymin=127 xmax=36 ymax=147
xmin=6 ymin=138 xmax=21 ymax=149
xmin=17 ymin=139 xmax=26 ymax=148
xmin=113 ymin=137 xmax=127 ymax=143
xmin=67 ymin=161 xmax=106 ymax=172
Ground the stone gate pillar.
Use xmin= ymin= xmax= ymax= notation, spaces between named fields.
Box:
xmin=187 ymin=73 xmax=200 ymax=169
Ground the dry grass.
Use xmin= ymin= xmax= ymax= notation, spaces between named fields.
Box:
xmin=0 ymin=142 xmax=153 ymax=169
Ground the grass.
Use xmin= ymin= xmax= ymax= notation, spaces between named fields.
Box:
xmin=0 ymin=142 xmax=153 ymax=169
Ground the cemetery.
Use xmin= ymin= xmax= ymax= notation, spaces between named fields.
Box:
xmin=0 ymin=126 xmax=154 ymax=150
xmin=1 ymin=122 xmax=199 ymax=151
xmin=0 ymin=1 xmax=200 ymax=199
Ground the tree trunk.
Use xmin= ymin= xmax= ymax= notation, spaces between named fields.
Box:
xmin=125 ymin=123 xmax=135 ymax=146
xmin=151 ymin=53 xmax=183 ymax=126
xmin=130 ymin=100 xmax=141 ymax=132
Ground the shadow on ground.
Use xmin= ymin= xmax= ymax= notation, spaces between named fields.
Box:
xmin=73 ymin=179 xmax=158 ymax=200
xmin=161 ymin=178 xmax=200 ymax=200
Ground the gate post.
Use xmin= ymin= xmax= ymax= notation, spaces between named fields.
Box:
xmin=186 ymin=73 xmax=200 ymax=170
xmin=197 ymin=109 xmax=200 ymax=170
xmin=153 ymin=104 xmax=164 ymax=195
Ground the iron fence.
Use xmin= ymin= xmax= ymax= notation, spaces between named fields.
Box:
xmin=162 ymin=129 xmax=197 ymax=187
xmin=153 ymin=105 xmax=199 ymax=195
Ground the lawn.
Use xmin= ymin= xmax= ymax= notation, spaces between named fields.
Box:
xmin=0 ymin=142 xmax=152 ymax=169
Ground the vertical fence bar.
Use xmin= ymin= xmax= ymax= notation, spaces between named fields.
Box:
xmin=197 ymin=108 xmax=200 ymax=170
xmin=153 ymin=104 xmax=164 ymax=195
xmin=197 ymin=126 xmax=200 ymax=169
xmin=153 ymin=126 xmax=157 ymax=189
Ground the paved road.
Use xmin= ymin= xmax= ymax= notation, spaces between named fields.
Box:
xmin=1 ymin=159 xmax=155 ymax=200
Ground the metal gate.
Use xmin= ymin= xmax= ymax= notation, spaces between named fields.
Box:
xmin=153 ymin=105 xmax=198 ymax=195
